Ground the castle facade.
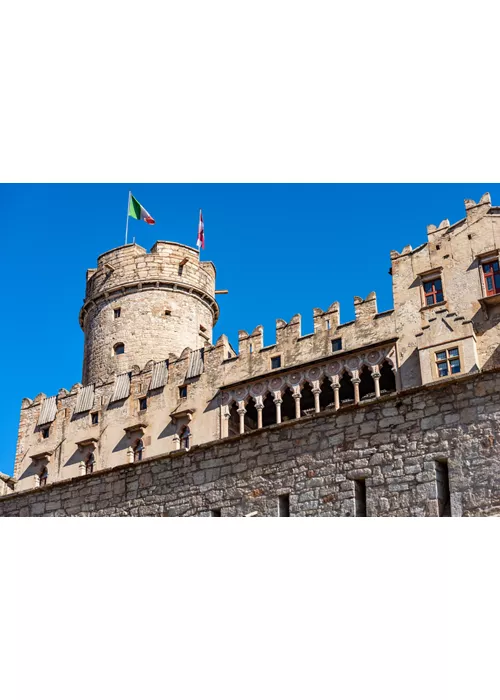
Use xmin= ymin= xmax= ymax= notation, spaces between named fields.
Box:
xmin=2 ymin=192 xmax=500 ymax=516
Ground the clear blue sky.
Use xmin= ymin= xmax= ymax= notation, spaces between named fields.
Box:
xmin=2 ymin=183 xmax=499 ymax=476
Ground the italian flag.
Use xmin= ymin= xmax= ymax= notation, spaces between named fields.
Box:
xmin=128 ymin=194 xmax=155 ymax=224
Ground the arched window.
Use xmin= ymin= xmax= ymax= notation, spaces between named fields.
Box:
xmin=379 ymin=360 xmax=396 ymax=394
xmin=133 ymin=438 xmax=144 ymax=462
xmin=359 ymin=366 xmax=376 ymax=400
xmin=85 ymin=452 xmax=95 ymax=475
xmin=180 ymin=425 xmax=191 ymax=450
xmin=39 ymin=467 xmax=48 ymax=487
xmin=114 ymin=343 xmax=125 ymax=356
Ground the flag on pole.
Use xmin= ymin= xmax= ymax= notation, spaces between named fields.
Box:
xmin=197 ymin=209 xmax=205 ymax=249
xmin=129 ymin=194 xmax=155 ymax=224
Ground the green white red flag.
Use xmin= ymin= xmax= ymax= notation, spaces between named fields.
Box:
xmin=129 ymin=194 xmax=155 ymax=225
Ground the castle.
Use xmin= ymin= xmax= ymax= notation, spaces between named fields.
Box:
xmin=2 ymin=192 xmax=500 ymax=516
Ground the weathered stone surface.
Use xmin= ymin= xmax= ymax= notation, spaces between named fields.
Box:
xmin=3 ymin=370 xmax=500 ymax=517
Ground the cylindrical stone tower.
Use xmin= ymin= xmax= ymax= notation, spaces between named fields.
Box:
xmin=80 ymin=241 xmax=218 ymax=385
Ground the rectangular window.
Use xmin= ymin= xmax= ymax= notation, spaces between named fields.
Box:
xmin=423 ymin=277 xmax=444 ymax=306
xmin=114 ymin=308 xmax=121 ymax=319
xmin=435 ymin=347 xmax=461 ymax=377
xmin=435 ymin=460 xmax=451 ymax=516
xmin=179 ymin=385 xmax=188 ymax=399
xmin=139 ymin=397 xmax=147 ymax=411
xmin=354 ymin=479 xmax=367 ymax=517
xmin=482 ymin=260 xmax=500 ymax=296
xmin=91 ymin=412 xmax=99 ymax=425
xmin=164 ymin=309 xmax=171 ymax=316
xmin=331 ymin=338 xmax=342 ymax=352
xmin=211 ymin=508 xmax=222 ymax=517
xmin=278 ymin=494 xmax=290 ymax=517
xmin=41 ymin=427 xmax=50 ymax=439
xmin=271 ymin=356 xmax=281 ymax=369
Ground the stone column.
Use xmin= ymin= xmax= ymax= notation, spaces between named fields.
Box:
xmin=352 ymin=377 xmax=361 ymax=404
xmin=79 ymin=461 xmax=86 ymax=477
xmin=293 ymin=390 xmax=301 ymax=419
xmin=237 ymin=401 xmax=246 ymax=434
xmin=173 ymin=434 xmax=180 ymax=451
xmin=255 ymin=399 xmax=264 ymax=429
xmin=127 ymin=446 xmax=134 ymax=463
xmin=221 ymin=406 xmax=230 ymax=438
xmin=273 ymin=392 xmax=282 ymax=424
xmin=372 ymin=369 xmax=381 ymax=398
xmin=312 ymin=382 xmax=321 ymax=413
xmin=332 ymin=383 xmax=340 ymax=410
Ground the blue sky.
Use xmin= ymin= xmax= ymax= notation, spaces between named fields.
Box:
xmin=2 ymin=183 xmax=499 ymax=476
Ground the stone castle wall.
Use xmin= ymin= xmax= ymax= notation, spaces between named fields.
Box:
xmin=3 ymin=369 xmax=500 ymax=517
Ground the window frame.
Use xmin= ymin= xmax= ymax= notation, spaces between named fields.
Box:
xmin=481 ymin=257 xmax=500 ymax=297
xmin=435 ymin=346 xmax=461 ymax=378
xmin=179 ymin=385 xmax=188 ymax=399
xmin=331 ymin=338 xmax=342 ymax=353
xmin=422 ymin=275 xmax=445 ymax=307
xmin=113 ymin=307 xmax=121 ymax=319
xmin=91 ymin=411 xmax=99 ymax=425
xmin=113 ymin=342 xmax=125 ymax=356
xmin=271 ymin=355 xmax=282 ymax=370
xmin=138 ymin=396 xmax=148 ymax=411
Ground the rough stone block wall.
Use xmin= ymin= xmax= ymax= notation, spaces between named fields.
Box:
xmin=3 ymin=369 xmax=500 ymax=517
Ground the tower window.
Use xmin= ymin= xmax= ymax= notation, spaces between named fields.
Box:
xmin=271 ymin=356 xmax=281 ymax=369
xmin=278 ymin=494 xmax=290 ymax=517
xmin=41 ymin=427 xmax=50 ymax=439
xmin=249 ymin=343 xmax=253 ymax=354
xmin=331 ymin=338 xmax=342 ymax=352
xmin=326 ymin=319 xmax=331 ymax=330
xmin=423 ymin=277 xmax=444 ymax=306
xmin=85 ymin=452 xmax=95 ymax=475
xmin=91 ymin=412 xmax=99 ymax=425
xmin=114 ymin=343 xmax=125 ymax=356
xmin=133 ymin=438 xmax=144 ymax=462
xmin=139 ymin=397 xmax=147 ymax=411
xmin=482 ymin=260 xmax=500 ymax=296
xmin=179 ymin=385 xmax=188 ymax=399
xmin=164 ymin=309 xmax=171 ymax=316
xmin=114 ymin=308 xmax=121 ymax=319
xmin=436 ymin=347 xmax=461 ymax=377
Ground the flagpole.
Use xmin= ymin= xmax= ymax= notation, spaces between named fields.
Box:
xmin=125 ymin=191 xmax=131 ymax=245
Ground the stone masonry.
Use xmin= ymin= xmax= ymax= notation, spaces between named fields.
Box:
xmin=4 ymin=192 xmax=500 ymax=515
xmin=1 ymin=369 xmax=500 ymax=517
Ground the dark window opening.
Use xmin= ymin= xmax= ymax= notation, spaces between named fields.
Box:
xmin=326 ymin=319 xmax=331 ymax=330
xmin=41 ymin=427 xmax=50 ymax=439
xmin=262 ymin=392 xmax=277 ymax=427
xmin=339 ymin=371 xmax=355 ymax=405
xmin=139 ymin=397 xmax=148 ymax=411
xmin=435 ymin=460 xmax=451 ymax=516
xmin=164 ymin=309 xmax=171 ymax=316
xmin=271 ymin=356 xmax=281 ymax=369
xmin=200 ymin=324 xmax=207 ymax=332
xmin=354 ymin=479 xmax=367 ymax=517
xmin=228 ymin=401 xmax=240 ymax=437
xmin=211 ymin=508 xmax=222 ymax=517
xmin=133 ymin=438 xmax=144 ymax=462
xmin=423 ymin=277 xmax=444 ymax=306
xmin=244 ymin=397 xmax=258 ymax=431
xmin=85 ymin=453 xmax=95 ymax=475
xmin=179 ymin=385 xmax=188 ymax=399
xmin=300 ymin=381 xmax=315 ymax=416
xmin=39 ymin=467 xmax=48 ymax=487
xmin=114 ymin=343 xmax=125 ymax=355
xmin=180 ymin=425 xmax=191 ymax=450
xmin=482 ymin=260 xmax=500 ymax=296
xmin=249 ymin=343 xmax=253 ymax=354
xmin=281 ymin=387 xmax=296 ymax=422
xmin=91 ymin=412 xmax=99 ymax=425
xmin=319 ymin=377 xmax=335 ymax=410
xmin=114 ymin=308 xmax=121 ymax=319
xmin=359 ymin=366 xmax=376 ymax=400
xmin=331 ymin=338 xmax=342 ymax=352
xmin=436 ymin=347 xmax=460 ymax=377
xmin=278 ymin=494 xmax=290 ymax=517
xmin=379 ymin=360 xmax=396 ymax=393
